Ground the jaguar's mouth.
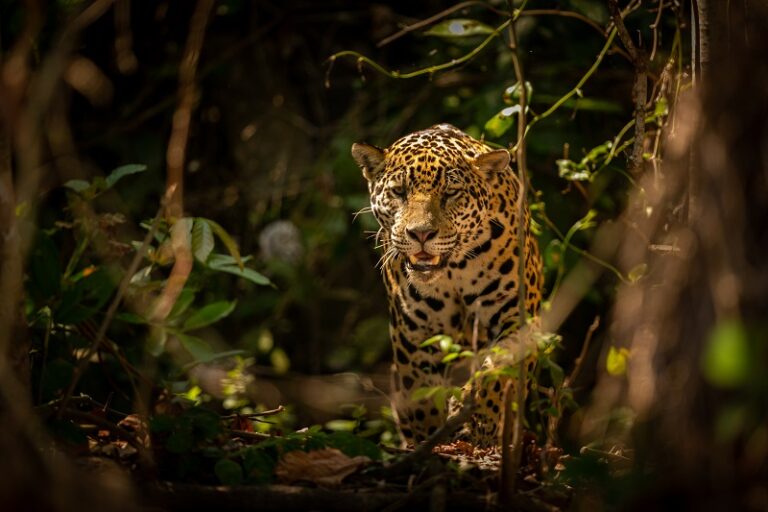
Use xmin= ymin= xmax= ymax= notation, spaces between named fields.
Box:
xmin=405 ymin=251 xmax=448 ymax=272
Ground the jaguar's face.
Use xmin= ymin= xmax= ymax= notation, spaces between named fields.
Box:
xmin=352 ymin=128 xmax=510 ymax=283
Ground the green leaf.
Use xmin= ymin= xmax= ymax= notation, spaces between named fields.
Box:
xmin=176 ymin=333 xmax=216 ymax=362
xmin=441 ymin=353 xmax=460 ymax=363
xmin=556 ymin=159 xmax=592 ymax=182
xmin=166 ymin=427 xmax=194 ymax=454
xmin=168 ymin=287 xmax=197 ymax=320
xmin=114 ymin=312 xmax=147 ymax=324
xmin=209 ymin=261 xmax=272 ymax=287
xmin=606 ymin=346 xmax=630 ymax=376
xmin=420 ymin=334 xmax=451 ymax=348
xmin=183 ymin=300 xmax=236 ymax=331
xmin=628 ymin=263 xmax=647 ymax=283
xmin=206 ymin=219 xmax=244 ymax=269
xmin=484 ymin=105 xmax=520 ymax=138
xmin=548 ymin=361 xmax=565 ymax=388
xmin=503 ymin=81 xmax=533 ymax=104
xmin=439 ymin=337 xmax=454 ymax=353
xmin=243 ymin=448 xmax=275 ymax=484
xmin=105 ymin=164 xmax=147 ymax=189
xmin=325 ymin=419 xmax=358 ymax=432
xmin=424 ymin=18 xmax=495 ymax=38
xmin=544 ymin=239 xmax=564 ymax=269
xmin=149 ymin=415 xmax=175 ymax=433
xmin=63 ymin=179 xmax=91 ymax=193
xmin=55 ymin=267 xmax=117 ymax=324
xmin=187 ymin=407 xmax=221 ymax=438
xmin=326 ymin=431 xmax=382 ymax=461
xmin=702 ymin=320 xmax=750 ymax=388
xmin=411 ymin=386 xmax=440 ymax=402
xmin=28 ymin=232 xmax=62 ymax=302
xmin=147 ymin=327 xmax=167 ymax=357
xmin=269 ymin=347 xmax=290 ymax=374
xmin=192 ymin=218 xmax=215 ymax=264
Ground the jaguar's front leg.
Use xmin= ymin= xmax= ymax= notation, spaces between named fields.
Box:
xmin=390 ymin=347 xmax=450 ymax=446
xmin=461 ymin=322 xmax=539 ymax=448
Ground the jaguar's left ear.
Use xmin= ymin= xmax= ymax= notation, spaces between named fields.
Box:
xmin=473 ymin=149 xmax=511 ymax=176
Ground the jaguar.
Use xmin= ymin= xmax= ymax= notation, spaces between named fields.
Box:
xmin=352 ymin=124 xmax=543 ymax=447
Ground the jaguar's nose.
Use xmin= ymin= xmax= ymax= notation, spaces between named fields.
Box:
xmin=406 ymin=227 xmax=437 ymax=244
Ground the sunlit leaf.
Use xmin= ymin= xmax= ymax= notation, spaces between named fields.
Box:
xmin=484 ymin=105 xmax=521 ymax=138
xmin=556 ymin=159 xmax=591 ymax=181
xmin=183 ymin=300 xmax=236 ymax=331
xmin=424 ymin=18 xmax=495 ymax=38
xmin=628 ymin=263 xmax=647 ymax=283
xmin=420 ymin=334 xmax=451 ymax=348
xmin=325 ymin=419 xmax=357 ymax=432
xmin=257 ymin=329 xmax=274 ymax=353
xmin=192 ymin=218 xmax=215 ymax=264
xmin=105 ymin=164 xmax=147 ymax=189
xmin=439 ymin=337 xmax=454 ymax=353
xmin=441 ymin=352 xmax=459 ymax=363
xmin=702 ymin=320 xmax=750 ymax=388
xmin=606 ymin=346 xmax=630 ymax=376
xmin=270 ymin=347 xmax=290 ymax=374
xmin=652 ymin=97 xmax=669 ymax=119
xmin=503 ymin=81 xmax=533 ymax=104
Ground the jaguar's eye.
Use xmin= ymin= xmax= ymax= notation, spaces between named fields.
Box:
xmin=445 ymin=188 xmax=461 ymax=198
xmin=391 ymin=185 xmax=406 ymax=198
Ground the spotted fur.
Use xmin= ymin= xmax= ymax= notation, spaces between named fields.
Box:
xmin=352 ymin=124 xmax=543 ymax=447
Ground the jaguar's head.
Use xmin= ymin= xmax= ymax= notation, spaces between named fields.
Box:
xmin=352 ymin=127 xmax=511 ymax=283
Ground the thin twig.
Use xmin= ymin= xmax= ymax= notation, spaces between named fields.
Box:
xmin=608 ymin=0 xmax=649 ymax=177
xmin=377 ymin=1 xmax=505 ymax=47
xmin=221 ymin=406 xmax=285 ymax=419
xmin=649 ymin=0 xmax=665 ymax=62
xmin=564 ymin=316 xmax=600 ymax=388
xmin=230 ymin=429 xmax=274 ymax=441
xmin=500 ymin=1 xmax=529 ymax=504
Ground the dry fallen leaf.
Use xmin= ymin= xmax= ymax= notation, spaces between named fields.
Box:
xmin=275 ymin=448 xmax=370 ymax=487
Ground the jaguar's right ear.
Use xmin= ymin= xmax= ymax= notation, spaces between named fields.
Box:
xmin=351 ymin=143 xmax=386 ymax=182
